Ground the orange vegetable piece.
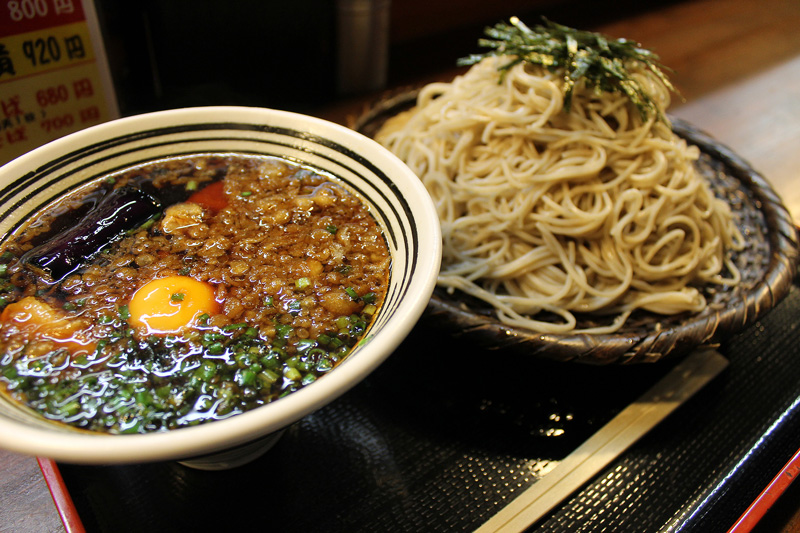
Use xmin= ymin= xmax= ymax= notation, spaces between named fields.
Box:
xmin=0 ymin=296 xmax=96 ymax=356
xmin=187 ymin=181 xmax=227 ymax=213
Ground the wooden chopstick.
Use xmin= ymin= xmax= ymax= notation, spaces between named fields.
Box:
xmin=476 ymin=348 xmax=729 ymax=533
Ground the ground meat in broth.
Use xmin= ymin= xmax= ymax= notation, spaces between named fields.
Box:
xmin=0 ymin=155 xmax=391 ymax=434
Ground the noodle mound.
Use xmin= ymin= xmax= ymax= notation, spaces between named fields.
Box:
xmin=376 ymin=56 xmax=743 ymax=334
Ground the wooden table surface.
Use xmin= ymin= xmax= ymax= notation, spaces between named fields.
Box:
xmin=1 ymin=0 xmax=799 ymax=531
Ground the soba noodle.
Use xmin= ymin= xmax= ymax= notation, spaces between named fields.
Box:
xmin=376 ymin=56 xmax=744 ymax=334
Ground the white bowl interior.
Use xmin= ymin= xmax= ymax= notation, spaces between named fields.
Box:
xmin=0 ymin=106 xmax=441 ymax=464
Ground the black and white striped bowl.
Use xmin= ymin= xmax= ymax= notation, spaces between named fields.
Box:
xmin=0 ymin=106 xmax=441 ymax=468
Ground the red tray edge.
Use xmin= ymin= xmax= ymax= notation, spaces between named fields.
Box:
xmin=37 ymin=457 xmax=87 ymax=533
xmin=727 ymin=447 xmax=800 ymax=532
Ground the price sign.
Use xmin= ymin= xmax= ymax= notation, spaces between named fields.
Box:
xmin=0 ymin=0 xmax=118 ymax=166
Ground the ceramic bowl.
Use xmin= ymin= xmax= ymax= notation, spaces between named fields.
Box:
xmin=0 ymin=106 xmax=441 ymax=469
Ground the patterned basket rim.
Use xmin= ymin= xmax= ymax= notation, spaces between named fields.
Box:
xmin=353 ymin=89 xmax=800 ymax=364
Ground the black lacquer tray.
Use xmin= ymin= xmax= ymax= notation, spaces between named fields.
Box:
xmin=50 ymin=279 xmax=800 ymax=532
xmin=44 ymin=93 xmax=800 ymax=531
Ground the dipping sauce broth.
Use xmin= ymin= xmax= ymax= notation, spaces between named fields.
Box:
xmin=0 ymin=154 xmax=390 ymax=434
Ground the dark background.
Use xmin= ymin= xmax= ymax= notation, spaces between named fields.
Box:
xmin=92 ymin=0 xmax=684 ymax=116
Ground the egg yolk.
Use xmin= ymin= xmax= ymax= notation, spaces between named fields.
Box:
xmin=128 ymin=276 xmax=219 ymax=335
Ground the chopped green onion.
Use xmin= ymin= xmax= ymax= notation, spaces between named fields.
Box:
xmin=362 ymin=292 xmax=376 ymax=304
xmin=240 ymin=191 xmax=252 ymax=197
xmin=284 ymin=367 xmax=302 ymax=381
xmin=234 ymin=352 xmax=253 ymax=368
xmin=59 ymin=401 xmax=81 ymax=417
xmin=137 ymin=217 xmax=157 ymax=232
xmin=295 ymin=277 xmax=311 ymax=290
xmin=345 ymin=287 xmax=358 ymax=300
xmin=258 ymin=369 xmax=279 ymax=385
xmin=120 ymin=419 xmax=142 ymax=434
xmin=329 ymin=337 xmax=344 ymax=348
xmin=171 ymin=292 xmax=185 ymax=302
xmin=274 ymin=323 xmax=293 ymax=338
xmin=135 ymin=390 xmax=153 ymax=406
xmin=326 ymin=225 xmax=338 ymax=234
xmin=207 ymin=342 xmax=224 ymax=355
xmin=195 ymin=360 xmax=218 ymax=381
xmin=195 ymin=395 xmax=214 ymax=411
xmin=296 ymin=339 xmax=316 ymax=353
xmin=260 ymin=353 xmax=280 ymax=370
xmin=237 ymin=369 xmax=257 ymax=387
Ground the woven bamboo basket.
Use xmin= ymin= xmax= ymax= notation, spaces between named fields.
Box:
xmin=353 ymin=90 xmax=799 ymax=364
